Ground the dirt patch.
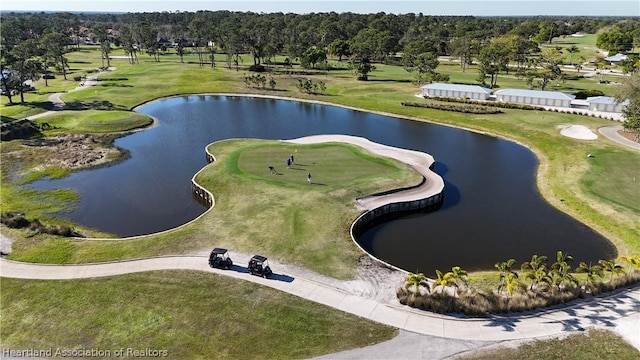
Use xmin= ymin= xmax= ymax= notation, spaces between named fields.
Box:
xmin=617 ymin=129 xmax=640 ymax=143
xmin=22 ymin=133 xmax=125 ymax=169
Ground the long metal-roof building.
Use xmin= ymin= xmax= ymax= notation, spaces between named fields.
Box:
xmin=586 ymin=96 xmax=629 ymax=113
xmin=494 ymin=89 xmax=576 ymax=108
xmin=421 ymin=83 xmax=493 ymax=100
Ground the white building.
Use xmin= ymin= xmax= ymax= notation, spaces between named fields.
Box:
xmin=586 ymin=96 xmax=629 ymax=113
xmin=494 ymin=89 xmax=576 ymax=108
xmin=421 ymin=83 xmax=493 ymax=100
xmin=604 ymin=53 xmax=628 ymax=65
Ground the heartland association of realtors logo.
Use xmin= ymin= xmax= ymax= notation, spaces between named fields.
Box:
xmin=2 ymin=347 xmax=169 ymax=358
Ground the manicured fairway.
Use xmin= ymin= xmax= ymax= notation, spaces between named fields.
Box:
xmin=236 ymin=142 xmax=402 ymax=188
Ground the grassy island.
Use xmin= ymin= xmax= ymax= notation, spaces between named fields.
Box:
xmin=6 ymin=139 xmax=422 ymax=279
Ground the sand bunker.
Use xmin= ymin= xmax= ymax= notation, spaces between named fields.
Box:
xmin=559 ymin=125 xmax=598 ymax=140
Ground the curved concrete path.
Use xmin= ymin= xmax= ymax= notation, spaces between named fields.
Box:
xmin=24 ymin=67 xmax=114 ymax=121
xmin=1 ymin=255 xmax=638 ymax=348
xmin=599 ymin=125 xmax=640 ymax=151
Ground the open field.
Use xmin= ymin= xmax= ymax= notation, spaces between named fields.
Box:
xmin=0 ymin=271 xmax=397 ymax=358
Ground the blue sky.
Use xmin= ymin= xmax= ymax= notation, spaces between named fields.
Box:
xmin=2 ymin=0 xmax=639 ymax=16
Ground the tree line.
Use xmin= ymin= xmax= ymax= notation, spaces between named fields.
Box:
xmin=1 ymin=11 xmax=639 ymax=129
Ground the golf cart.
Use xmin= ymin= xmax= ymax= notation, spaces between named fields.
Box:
xmin=208 ymin=248 xmax=233 ymax=269
xmin=248 ymin=255 xmax=273 ymax=278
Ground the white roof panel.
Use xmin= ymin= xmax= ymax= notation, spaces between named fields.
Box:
xmin=420 ymin=83 xmax=493 ymax=94
xmin=586 ymin=96 xmax=630 ymax=106
xmin=494 ymin=89 xmax=576 ymax=100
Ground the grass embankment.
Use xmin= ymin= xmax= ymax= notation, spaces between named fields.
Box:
xmin=0 ymin=271 xmax=397 ymax=359
xmin=36 ymin=110 xmax=152 ymax=134
xmin=459 ymin=329 xmax=639 ymax=360
xmin=8 ymin=139 xmax=422 ymax=279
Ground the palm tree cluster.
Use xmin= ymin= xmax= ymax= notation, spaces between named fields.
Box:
xmin=397 ymin=252 xmax=640 ymax=315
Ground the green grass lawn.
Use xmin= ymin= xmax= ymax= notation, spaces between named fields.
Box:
xmin=0 ymin=271 xmax=397 ymax=359
xmin=581 ymin=149 xmax=640 ymax=213
xmin=459 ymin=328 xmax=639 ymax=360
xmin=6 ymin=139 xmax=423 ymax=279
xmin=35 ymin=110 xmax=153 ymax=134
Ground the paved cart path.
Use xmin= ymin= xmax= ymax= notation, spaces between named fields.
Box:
xmin=599 ymin=125 xmax=640 ymax=151
xmin=2 ymin=255 xmax=638 ymax=348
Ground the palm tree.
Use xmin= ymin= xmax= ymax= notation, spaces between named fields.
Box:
xmin=504 ymin=272 xmax=522 ymax=297
xmin=495 ymin=258 xmax=517 ymax=294
xmin=576 ymin=261 xmax=603 ymax=292
xmin=574 ymin=55 xmax=586 ymax=73
xmin=619 ymin=255 xmax=640 ymax=275
xmin=431 ymin=269 xmax=454 ymax=295
xmin=551 ymin=251 xmax=576 ymax=290
xmin=405 ymin=272 xmax=428 ymax=293
xmin=521 ymin=254 xmax=548 ymax=291
xmin=448 ymin=266 xmax=468 ymax=297
xmin=566 ymin=45 xmax=579 ymax=65
xmin=599 ymin=259 xmax=624 ymax=281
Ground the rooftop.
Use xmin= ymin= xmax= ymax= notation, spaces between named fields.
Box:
xmin=494 ymin=88 xmax=576 ymax=100
xmin=604 ymin=53 xmax=628 ymax=62
xmin=586 ymin=96 xmax=630 ymax=106
xmin=421 ymin=83 xmax=493 ymax=94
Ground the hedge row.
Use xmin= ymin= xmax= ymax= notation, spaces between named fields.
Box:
xmin=401 ymin=101 xmax=503 ymax=114
xmin=426 ymin=96 xmax=546 ymax=111
xmin=397 ymin=273 xmax=640 ymax=315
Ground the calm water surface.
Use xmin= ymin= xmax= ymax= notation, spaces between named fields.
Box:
xmin=32 ymin=95 xmax=615 ymax=273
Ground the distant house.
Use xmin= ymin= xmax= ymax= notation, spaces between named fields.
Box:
xmin=157 ymin=38 xmax=172 ymax=47
xmin=494 ymin=89 xmax=575 ymax=108
xmin=421 ymin=83 xmax=493 ymax=100
xmin=586 ymin=96 xmax=629 ymax=113
xmin=604 ymin=53 xmax=628 ymax=65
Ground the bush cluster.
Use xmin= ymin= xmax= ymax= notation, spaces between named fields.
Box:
xmin=573 ymin=89 xmax=605 ymax=100
xmin=0 ymin=119 xmax=41 ymax=141
xmin=248 ymin=64 xmax=266 ymax=72
xmin=1 ymin=212 xmax=79 ymax=237
xmin=426 ymin=96 xmax=546 ymax=111
xmin=401 ymin=101 xmax=503 ymax=114
xmin=399 ymin=251 xmax=640 ymax=315
xmin=296 ymin=78 xmax=326 ymax=95
xmin=243 ymin=74 xmax=276 ymax=90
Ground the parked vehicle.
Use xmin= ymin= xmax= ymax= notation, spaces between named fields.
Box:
xmin=248 ymin=255 xmax=272 ymax=278
xmin=208 ymin=248 xmax=233 ymax=269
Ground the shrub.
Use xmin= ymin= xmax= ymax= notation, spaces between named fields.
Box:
xmin=398 ymin=256 xmax=639 ymax=315
xmin=0 ymin=212 xmax=78 ymax=237
xmin=1 ymin=212 xmax=30 ymax=228
xmin=573 ymin=89 xmax=605 ymax=99
xmin=425 ymin=96 xmax=545 ymax=111
xmin=248 ymin=64 xmax=266 ymax=72
xmin=296 ymin=78 xmax=326 ymax=95
xmin=401 ymin=101 xmax=502 ymax=114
